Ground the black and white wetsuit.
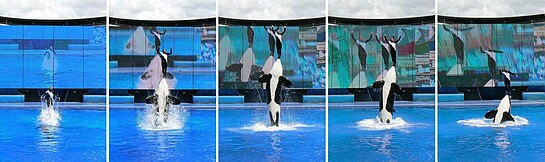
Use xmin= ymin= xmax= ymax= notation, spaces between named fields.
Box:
xmin=150 ymin=28 xmax=166 ymax=50
xmin=158 ymin=48 xmax=173 ymax=78
xmin=264 ymin=26 xmax=277 ymax=56
xmin=274 ymin=26 xmax=287 ymax=59
xmin=350 ymin=33 xmax=373 ymax=70
xmin=443 ymin=25 xmax=474 ymax=66
xmin=386 ymin=36 xmax=401 ymax=67
xmin=376 ymin=35 xmax=391 ymax=69
xmin=500 ymin=69 xmax=517 ymax=95
xmin=480 ymin=47 xmax=503 ymax=79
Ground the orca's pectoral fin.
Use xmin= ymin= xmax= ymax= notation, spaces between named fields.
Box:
xmin=501 ymin=112 xmax=515 ymax=123
xmin=225 ymin=63 xmax=243 ymax=72
xmin=141 ymin=71 xmax=151 ymax=80
xmin=249 ymin=71 xmax=265 ymax=80
xmin=391 ymin=83 xmax=403 ymax=95
xmin=258 ymin=74 xmax=272 ymax=83
xmin=165 ymin=72 xmax=175 ymax=79
xmin=372 ymin=80 xmax=385 ymax=89
xmin=167 ymin=95 xmax=181 ymax=105
xmin=484 ymin=110 xmax=497 ymax=119
xmin=280 ymin=76 xmax=292 ymax=88
xmin=145 ymin=95 xmax=158 ymax=104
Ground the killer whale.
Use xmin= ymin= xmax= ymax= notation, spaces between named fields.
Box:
xmin=484 ymin=68 xmax=517 ymax=124
xmin=372 ymin=66 xmax=402 ymax=124
xmin=145 ymin=81 xmax=181 ymax=125
xmin=258 ymin=59 xmax=292 ymax=126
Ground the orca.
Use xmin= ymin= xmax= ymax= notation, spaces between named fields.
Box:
xmin=484 ymin=95 xmax=515 ymax=124
xmin=258 ymin=59 xmax=292 ymax=126
xmin=145 ymin=84 xmax=181 ymax=124
xmin=372 ymin=66 xmax=402 ymax=124
xmin=484 ymin=68 xmax=517 ymax=124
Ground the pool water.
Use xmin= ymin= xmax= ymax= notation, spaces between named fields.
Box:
xmin=329 ymin=104 xmax=435 ymax=161
xmin=109 ymin=107 xmax=216 ymax=161
xmin=0 ymin=107 xmax=106 ymax=161
xmin=219 ymin=106 xmax=325 ymax=161
xmin=439 ymin=104 xmax=545 ymax=161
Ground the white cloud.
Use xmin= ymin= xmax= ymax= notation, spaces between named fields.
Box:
xmin=0 ymin=0 xmax=106 ymax=19
xmin=439 ymin=0 xmax=545 ymax=17
xmin=329 ymin=0 xmax=435 ymax=18
xmin=110 ymin=0 xmax=216 ymax=20
xmin=219 ymin=0 xmax=325 ymax=19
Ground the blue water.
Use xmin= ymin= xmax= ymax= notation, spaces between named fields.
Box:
xmin=0 ymin=108 xmax=105 ymax=161
xmin=109 ymin=108 xmax=216 ymax=161
xmin=329 ymin=105 xmax=435 ymax=161
xmin=439 ymin=104 xmax=545 ymax=161
xmin=219 ymin=107 xmax=325 ymax=161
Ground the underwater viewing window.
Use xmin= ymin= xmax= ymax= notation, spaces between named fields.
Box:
xmin=218 ymin=17 xmax=326 ymax=89
xmin=437 ymin=15 xmax=545 ymax=87
xmin=0 ymin=17 xmax=106 ymax=89
xmin=328 ymin=16 xmax=436 ymax=88
xmin=108 ymin=17 xmax=216 ymax=90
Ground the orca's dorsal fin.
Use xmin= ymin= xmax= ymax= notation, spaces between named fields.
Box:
xmin=372 ymin=80 xmax=385 ymax=89
xmin=501 ymin=112 xmax=515 ymax=123
xmin=484 ymin=110 xmax=497 ymax=119
xmin=258 ymin=74 xmax=272 ymax=83
xmin=279 ymin=76 xmax=292 ymax=88
xmin=391 ymin=83 xmax=402 ymax=95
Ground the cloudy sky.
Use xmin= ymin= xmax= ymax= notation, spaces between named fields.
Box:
xmin=439 ymin=0 xmax=545 ymax=17
xmin=0 ymin=0 xmax=106 ymax=19
xmin=329 ymin=0 xmax=435 ymax=18
xmin=219 ymin=0 xmax=325 ymax=19
xmin=110 ymin=0 xmax=216 ymax=20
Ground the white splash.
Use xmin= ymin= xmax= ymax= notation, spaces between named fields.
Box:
xmin=355 ymin=117 xmax=410 ymax=130
xmin=138 ymin=106 xmax=188 ymax=131
xmin=138 ymin=79 xmax=187 ymax=131
xmin=457 ymin=116 xmax=528 ymax=128
xmin=241 ymin=122 xmax=315 ymax=132
xmin=38 ymin=105 xmax=61 ymax=127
